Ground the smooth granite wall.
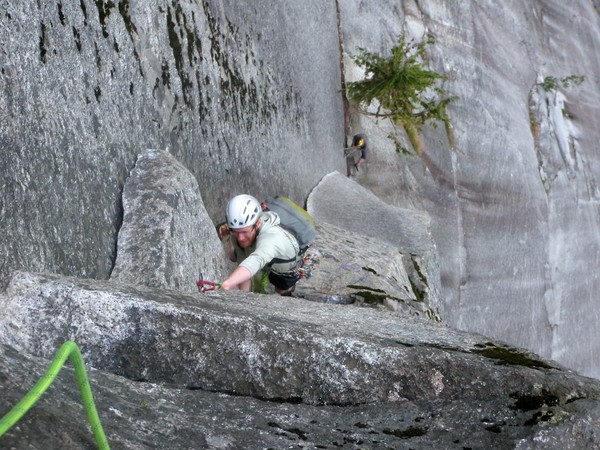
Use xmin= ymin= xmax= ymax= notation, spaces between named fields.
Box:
xmin=0 ymin=0 xmax=345 ymax=287
xmin=340 ymin=1 xmax=600 ymax=379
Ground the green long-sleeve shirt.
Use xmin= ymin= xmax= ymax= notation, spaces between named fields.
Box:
xmin=234 ymin=211 xmax=300 ymax=276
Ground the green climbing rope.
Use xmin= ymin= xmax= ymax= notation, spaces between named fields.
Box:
xmin=0 ymin=340 xmax=109 ymax=449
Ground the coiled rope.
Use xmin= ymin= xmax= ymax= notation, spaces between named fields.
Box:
xmin=0 ymin=340 xmax=109 ymax=449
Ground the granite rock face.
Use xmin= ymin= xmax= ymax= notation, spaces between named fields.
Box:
xmin=0 ymin=0 xmax=345 ymax=287
xmin=339 ymin=1 xmax=600 ymax=379
xmin=3 ymin=271 xmax=600 ymax=449
xmin=295 ymin=221 xmax=440 ymax=321
xmin=2 ymin=340 xmax=599 ymax=450
xmin=3 ymin=0 xmax=600 ymax=446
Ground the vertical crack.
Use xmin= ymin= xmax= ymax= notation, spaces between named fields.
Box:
xmin=334 ymin=0 xmax=350 ymax=146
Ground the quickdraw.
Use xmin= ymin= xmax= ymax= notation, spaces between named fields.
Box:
xmin=196 ymin=272 xmax=220 ymax=293
xmin=197 ymin=279 xmax=220 ymax=293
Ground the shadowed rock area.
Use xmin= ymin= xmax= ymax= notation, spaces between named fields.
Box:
xmin=4 ymin=343 xmax=600 ymax=450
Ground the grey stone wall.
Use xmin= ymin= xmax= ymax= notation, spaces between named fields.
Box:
xmin=0 ymin=0 xmax=345 ymax=287
xmin=4 ymin=271 xmax=600 ymax=449
xmin=3 ymin=0 xmax=600 ymax=383
xmin=340 ymin=1 xmax=600 ymax=379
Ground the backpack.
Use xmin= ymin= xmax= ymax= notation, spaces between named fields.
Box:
xmin=263 ymin=195 xmax=316 ymax=252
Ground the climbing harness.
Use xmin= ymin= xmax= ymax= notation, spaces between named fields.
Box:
xmin=296 ymin=247 xmax=322 ymax=280
xmin=0 ymin=341 xmax=109 ymax=449
xmin=343 ymin=146 xmax=360 ymax=157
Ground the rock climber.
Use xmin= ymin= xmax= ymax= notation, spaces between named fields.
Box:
xmin=220 ymin=194 xmax=301 ymax=296
xmin=352 ymin=133 xmax=368 ymax=170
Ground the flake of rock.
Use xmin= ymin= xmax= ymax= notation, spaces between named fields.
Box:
xmin=2 ymin=272 xmax=600 ymax=449
xmin=307 ymin=172 xmax=442 ymax=310
xmin=110 ymin=149 xmax=231 ymax=293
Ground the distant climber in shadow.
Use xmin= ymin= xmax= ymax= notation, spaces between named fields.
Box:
xmin=344 ymin=133 xmax=368 ymax=176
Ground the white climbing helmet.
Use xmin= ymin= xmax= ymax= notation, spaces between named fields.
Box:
xmin=226 ymin=194 xmax=262 ymax=229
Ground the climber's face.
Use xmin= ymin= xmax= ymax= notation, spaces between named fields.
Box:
xmin=230 ymin=220 xmax=260 ymax=248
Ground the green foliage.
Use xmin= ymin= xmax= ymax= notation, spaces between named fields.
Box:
xmin=539 ymin=76 xmax=558 ymax=92
xmin=252 ymin=270 xmax=270 ymax=294
xmin=561 ymin=75 xmax=585 ymax=88
xmin=539 ymin=75 xmax=585 ymax=92
xmin=346 ymin=33 xmax=457 ymax=131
